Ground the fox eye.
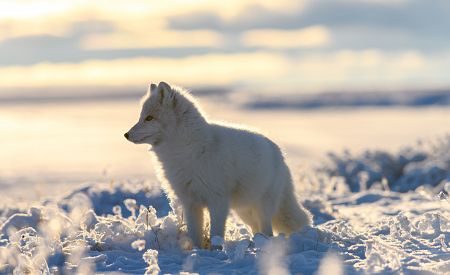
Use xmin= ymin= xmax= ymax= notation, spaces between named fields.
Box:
xmin=145 ymin=115 xmax=154 ymax=121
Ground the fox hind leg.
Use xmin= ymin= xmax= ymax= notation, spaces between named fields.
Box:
xmin=208 ymin=200 xmax=230 ymax=238
xmin=256 ymin=206 xmax=274 ymax=237
xmin=235 ymin=208 xmax=261 ymax=235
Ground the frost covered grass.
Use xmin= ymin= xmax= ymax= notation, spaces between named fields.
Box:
xmin=0 ymin=138 xmax=449 ymax=274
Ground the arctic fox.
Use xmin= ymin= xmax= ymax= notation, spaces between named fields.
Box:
xmin=125 ymin=82 xmax=312 ymax=248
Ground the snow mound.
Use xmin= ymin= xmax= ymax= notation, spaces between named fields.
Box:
xmin=322 ymin=136 xmax=450 ymax=192
xmin=57 ymin=180 xmax=171 ymax=218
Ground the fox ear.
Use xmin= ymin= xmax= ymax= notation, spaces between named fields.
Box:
xmin=147 ymin=83 xmax=157 ymax=97
xmin=157 ymin=81 xmax=176 ymax=107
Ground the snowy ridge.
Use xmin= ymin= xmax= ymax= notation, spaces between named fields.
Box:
xmin=242 ymin=90 xmax=450 ymax=109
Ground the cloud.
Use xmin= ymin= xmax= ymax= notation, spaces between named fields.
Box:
xmin=164 ymin=0 xmax=305 ymax=22
xmin=241 ymin=26 xmax=330 ymax=49
xmin=0 ymin=36 xmax=79 ymax=66
xmin=0 ymin=0 xmax=449 ymax=93
xmin=0 ymin=52 xmax=291 ymax=89
xmin=0 ymin=50 xmax=448 ymax=92
xmin=1 ymin=0 xmax=450 ymax=60
xmin=0 ymin=0 xmax=304 ymax=41
xmin=292 ymin=50 xmax=427 ymax=89
xmin=0 ymin=17 xmax=70 ymax=42
xmin=0 ymin=34 xmax=220 ymax=66
xmin=169 ymin=0 xmax=450 ymax=33
xmin=80 ymin=29 xmax=224 ymax=50
xmin=168 ymin=0 xmax=450 ymax=50
xmin=0 ymin=0 xmax=303 ymax=52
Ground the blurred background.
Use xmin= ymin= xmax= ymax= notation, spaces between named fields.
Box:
xmin=1 ymin=0 xmax=450 ymax=200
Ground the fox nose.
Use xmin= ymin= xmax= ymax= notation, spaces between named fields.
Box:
xmin=124 ymin=132 xmax=129 ymax=140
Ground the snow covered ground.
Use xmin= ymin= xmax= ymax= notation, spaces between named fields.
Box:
xmin=0 ymin=95 xmax=449 ymax=274
xmin=0 ymin=154 xmax=448 ymax=274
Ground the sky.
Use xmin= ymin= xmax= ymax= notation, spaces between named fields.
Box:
xmin=1 ymin=0 xmax=450 ymax=94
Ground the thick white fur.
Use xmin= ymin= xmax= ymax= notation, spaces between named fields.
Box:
xmin=126 ymin=82 xmax=312 ymax=248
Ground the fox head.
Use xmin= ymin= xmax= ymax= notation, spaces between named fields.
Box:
xmin=124 ymin=81 xmax=180 ymax=145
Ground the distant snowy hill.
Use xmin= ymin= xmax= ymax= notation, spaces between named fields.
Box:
xmin=2 ymin=88 xmax=450 ymax=109
xmin=242 ymin=89 xmax=450 ymax=109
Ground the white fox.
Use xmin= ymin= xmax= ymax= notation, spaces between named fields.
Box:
xmin=125 ymin=82 xmax=312 ymax=248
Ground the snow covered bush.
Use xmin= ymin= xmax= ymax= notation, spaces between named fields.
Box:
xmin=322 ymin=135 xmax=450 ymax=192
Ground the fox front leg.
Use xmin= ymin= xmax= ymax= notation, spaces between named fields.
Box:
xmin=184 ymin=203 xmax=204 ymax=248
xmin=208 ymin=200 xmax=230 ymax=250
